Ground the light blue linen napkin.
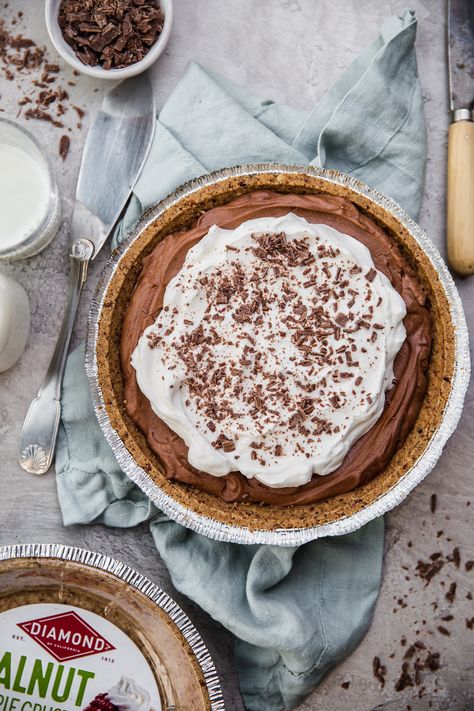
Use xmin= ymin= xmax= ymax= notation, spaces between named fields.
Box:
xmin=56 ymin=9 xmax=426 ymax=710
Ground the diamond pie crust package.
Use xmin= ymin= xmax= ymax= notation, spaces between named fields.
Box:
xmin=87 ymin=166 xmax=469 ymax=545
xmin=0 ymin=544 xmax=224 ymax=711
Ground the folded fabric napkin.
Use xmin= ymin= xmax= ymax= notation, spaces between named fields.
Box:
xmin=57 ymin=9 xmax=426 ymax=710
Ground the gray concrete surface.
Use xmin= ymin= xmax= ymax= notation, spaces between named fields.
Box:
xmin=0 ymin=1 xmax=473 ymax=709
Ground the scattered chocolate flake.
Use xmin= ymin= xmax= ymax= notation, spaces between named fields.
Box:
xmin=24 ymin=107 xmax=63 ymax=127
xmin=445 ymin=582 xmax=457 ymax=603
xmin=416 ymin=555 xmax=445 ymax=585
xmin=335 ymin=313 xmax=349 ymax=327
xmin=430 ymin=493 xmax=437 ymax=513
xmin=447 ymin=546 xmax=461 ymax=568
xmin=395 ymin=662 xmax=414 ymax=692
xmin=426 ymin=652 xmax=440 ymax=671
xmin=341 ymin=681 xmax=350 ymax=689
xmin=372 ymin=656 xmax=387 ymax=688
xmin=212 ymin=434 xmax=236 ymax=452
xmin=404 ymin=641 xmax=426 ymax=660
xmin=465 ymin=560 xmax=474 ymax=571
xmin=58 ymin=0 xmax=165 ymax=70
xmin=59 ymin=133 xmax=70 ymax=160
xmin=147 ymin=331 xmax=160 ymax=349
xmin=0 ymin=15 xmax=86 ymax=127
xmin=437 ymin=625 xmax=450 ymax=636
xmin=365 ymin=267 xmax=377 ymax=282
xmin=466 ymin=617 xmax=474 ymax=630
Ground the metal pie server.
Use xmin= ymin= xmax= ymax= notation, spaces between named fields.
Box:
xmin=447 ymin=0 xmax=474 ymax=275
xmin=18 ymin=73 xmax=155 ymax=475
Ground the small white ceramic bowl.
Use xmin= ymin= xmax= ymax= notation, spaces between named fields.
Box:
xmin=45 ymin=0 xmax=173 ymax=80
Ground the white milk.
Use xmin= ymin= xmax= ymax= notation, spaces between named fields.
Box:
xmin=0 ymin=143 xmax=50 ymax=251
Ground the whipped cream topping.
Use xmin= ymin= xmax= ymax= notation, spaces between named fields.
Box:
xmin=107 ymin=676 xmax=151 ymax=711
xmin=132 ymin=214 xmax=407 ymax=488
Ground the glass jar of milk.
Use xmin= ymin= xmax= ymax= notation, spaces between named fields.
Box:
xmin=0 ymin=118 xmax=61 ymax=260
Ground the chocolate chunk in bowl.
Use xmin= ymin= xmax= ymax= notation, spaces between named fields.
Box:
xmin=86 ymin=165 xmax=470 ymax=546
xmin=0 ymin=543 xmax=224 ymax=710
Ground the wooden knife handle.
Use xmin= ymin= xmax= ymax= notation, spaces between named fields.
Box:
xmin=447 ymin=119 xmax=474 ymax=276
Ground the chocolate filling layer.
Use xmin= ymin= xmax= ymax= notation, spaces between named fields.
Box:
xmin=120 ymin=191 xmax=432 ymax=505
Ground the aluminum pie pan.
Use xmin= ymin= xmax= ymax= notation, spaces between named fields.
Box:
xmin=0 ymin=542 xmax=225 ymax=710
xmin=86 ymin=163 xmax=470 ymax=546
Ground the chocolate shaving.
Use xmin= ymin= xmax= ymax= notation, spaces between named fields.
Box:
xmin=415 ymin=554 xmax=445 ymax=585
xmin=372 ymin=656 xmax=386 ymax=688
xmin=0 ymin=16 xmax=86 ymax=128
xmin=59 ymin=134 xmax=70 ymax=160
xmin=395 ymin=662 xmax=414 ymax=692
xmin=24 ymin=107 xmax=64 ymax=127
xmin=212 ymin=434 xmax=236 ymax=452
xmin=447 ymin=546 xmax=461 ymax=568
xmin=445 ymin=582 xmax=457 ymax=603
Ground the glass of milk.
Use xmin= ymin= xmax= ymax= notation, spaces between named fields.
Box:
xmin=0 ymin=118 xmax=61 ymax=260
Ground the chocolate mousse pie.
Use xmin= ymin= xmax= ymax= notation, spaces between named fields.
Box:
xmin=95 ymin=171 xmax=455 ymax=532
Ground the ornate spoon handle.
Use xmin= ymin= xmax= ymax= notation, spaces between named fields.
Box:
xmin=18 ymin=239 xmax=94 ymax=475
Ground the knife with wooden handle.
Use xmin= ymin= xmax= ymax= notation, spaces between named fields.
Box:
xmin=447 ymin=0 xmax=474 ymax=276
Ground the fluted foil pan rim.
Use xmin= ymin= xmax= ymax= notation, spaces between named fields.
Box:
xmin=85 ymin=164 xmax=470 ymax=546
xmin=0 ymin=542 xmax=225 ymax=710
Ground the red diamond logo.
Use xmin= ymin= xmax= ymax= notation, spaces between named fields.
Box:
xmin=18 ymin=611 xmax=115 ymax=662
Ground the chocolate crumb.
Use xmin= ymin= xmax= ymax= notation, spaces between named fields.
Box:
xmin=445 ymin=582 xmax=457 ymax=603
xmin=372 ymin=656 xmax=386 ymax=688
xmin=59 ymin=134 xmax=70 ymax=160
xmin=395 ymin=662 xmax=414 ymax=692
xmin=24 ymin=107 xmax=63 ymax=127
xmin=448 ymin=547 xmax=461 ymax=568
xmin=430 ymin=493 xmax=437 ymax=513
xmin=426 ymin=652 xmax=440 ymax=671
